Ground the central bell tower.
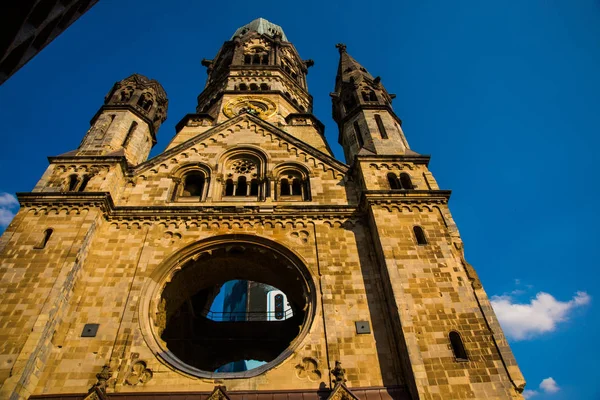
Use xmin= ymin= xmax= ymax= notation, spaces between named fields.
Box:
xmin=167 ymin=18 xmax=330 ymax=154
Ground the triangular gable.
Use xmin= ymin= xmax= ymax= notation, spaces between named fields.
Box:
xmin=206 ymin=385 xmax=231 ymax=400
xmin=134 ymin=113 xmax=348 ymax=176
xmin=327 ymin=383 xmax=361 ymax=400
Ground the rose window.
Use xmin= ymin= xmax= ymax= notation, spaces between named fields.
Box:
xmin=231 ymin=159 xmax=256 ymax=174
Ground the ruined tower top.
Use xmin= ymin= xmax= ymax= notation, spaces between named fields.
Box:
xmin=231 ymin=17 xmax=288 ymax=41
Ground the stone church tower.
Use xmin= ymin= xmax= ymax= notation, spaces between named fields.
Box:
xmin=0 ymin=18 xmax=525 ymax=400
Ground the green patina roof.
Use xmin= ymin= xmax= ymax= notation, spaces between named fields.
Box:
xmin=231 ymin=18 xmax=288 ymax=41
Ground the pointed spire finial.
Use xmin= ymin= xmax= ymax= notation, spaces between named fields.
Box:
xmin=335 ymin=43 xmax=347 ymax=54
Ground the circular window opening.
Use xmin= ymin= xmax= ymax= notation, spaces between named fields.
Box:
xmin=152 ymin=239 xmax=314 ymax=377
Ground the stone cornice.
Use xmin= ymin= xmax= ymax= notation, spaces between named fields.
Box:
xmin=356 ymin=154 xmax=431 ymax=166
xmin=47 ymin=155 xmax=129 ymax=170
xmin=361 ymin=190 xmax=452 ymax=208
xmin=16 ymin=191 xmax=452 ymax=221
xmin=16 ymin=192 xmax=362 ymax=221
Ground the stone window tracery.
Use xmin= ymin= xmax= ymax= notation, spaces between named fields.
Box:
xmin=244 ymin=46 xmax=269 ymax=65
xmin=221 ymin=152 xmax=265 ymax=200
xmin=274 ymin=164 xmax=310 ymax=201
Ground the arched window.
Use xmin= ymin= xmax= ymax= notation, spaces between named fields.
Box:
xmin=225 ymin=179 xmax=234 ymax=196
xmin=244 ymin=55 xmax=251 ymax=65
xmin=249 ymin=83 xmax=259 ymax=91
xmin=369 ymin=91 xmax=377 ymax=101
xmin=399 ymin=173 xmax=413 ymax=189
xmin=221 ymin=152 xmax=266 ymax=201
xmin=261 ymin=55 xmax=269 ymax=65
xmin=235 ymin=176 xmax=247 ymax=196
xmin=353 ymin=121 xmax=364 ymax=147
xmin=387 ymin=173 xmax=400 ymax=190
xmin=239 ymin=83 xmax=248 ymax=91
xmin=260 ymin=83 xmax=269 ymax=91
xmin=137 ymin=93 xmax=153 ymax=111
xmin=413 ymin=226 xmax=428 ymax=245
xmin=34 ymin=228 xmax=53 ymax=249
xmin=275 ymin=166 xmax=310 ymax=201
xmin=449 ymin=331 xmax=468 ymax=361
xmin=119 ymin=86 xmax=134 ymax=102
xmin=182 ymin=173 xmax=205 ymax=197
xmin=78 ymin=175 xmax=91 ymax=192
xmin=67 ymin=174 xmax=79 ymax=191
xmin=291 ymin=179 xmax=302 ymax=196
xmin=374 ymin=114 xmax=388 ymax=139
xmin=250 ymin=179 xmax=259 ymax=196
xmin=252 ymin=54 xmax=261 ymax=64
xmin=362 ymin=92 xmax=370 ymax=102
xmin=280 ymin=179 xmax=290 ymax=196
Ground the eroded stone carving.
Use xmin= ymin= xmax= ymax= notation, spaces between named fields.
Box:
xmin=124 ymin=360 xmax=153 ymax=386
xmin=295 ymin=357 xmax=321 ymax=381
xmin=331 ymin=360 xmax=346 ymax=384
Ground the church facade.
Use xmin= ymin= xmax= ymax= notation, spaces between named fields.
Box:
xmin=0 ymin=18 xmax=525 ymax=400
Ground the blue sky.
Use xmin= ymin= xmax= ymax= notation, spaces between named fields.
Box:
xmin=0 ymin=1 xmax=599 ymax=398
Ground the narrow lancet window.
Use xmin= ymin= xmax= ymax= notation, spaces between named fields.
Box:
xmin=399 ymin=173 xmax=413 ymax=189
xmin=291 ymin=179 xmax=302 ymax=196
xmin=413 ymin=226 xmax=428 ymax=245
xmin=353 ymin=121 xmax=364 ymax=148
xmin=123 ymin=121 xmax=138 ymax=147
xmin=67 ymin=175 xmax=79 ymax=191
xmin=449 ymin=331 xmax=468 ymax=361
xmin=375 ymin=114 xmax=388 ymax=139
xmin=250 ymin=179 xmax=259 ymax=196
xmin=225 ymin=179 xmax=234 ymax=196
xmin=35 ymin=228 xmax=53 ymax=249
xmin=387 ymin=173 xmax=400 ymax=190
xmin=78 ymin=175 xmax=91 ymax=192
xmin=280 ymin=179 xmax=290 ymax=196
xmin=235 ymin=176 xmax=247 ymax=196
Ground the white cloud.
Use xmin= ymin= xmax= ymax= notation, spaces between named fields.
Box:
xmin=0 ymin=209 xmax=15 ymax=227
xmin=0 ymin=192 xmax=18 ymax=228
xmin=539 ymin=377 xmax=560 ymax=394
xmin=523 ymin=389 xmax=538 ymax=398
xmin=0 ymin=193 xmax=18 ymax=208
xmin=491 ymin=291 xmax=591 ymax=340
xmin=523 ymin=377 xmax=561 ymax=397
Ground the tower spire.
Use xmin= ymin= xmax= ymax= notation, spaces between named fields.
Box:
xmin=331 ymin=45 xmax=411 ymax=163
